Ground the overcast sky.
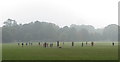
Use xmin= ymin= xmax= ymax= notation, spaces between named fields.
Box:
xmin=0 ymin=0 xmax=119 ymax=28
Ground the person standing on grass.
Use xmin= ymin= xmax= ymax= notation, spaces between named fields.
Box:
xmin=31 ymin=43 xmax=32 ymax=46
xmin=50 ymin=43 xmax=53 ymax=48
xmin=44 ymin=42 xmax=47 ymax=48
xmin=112 ymin=42 xmax=114 ymax=46
xmin=81 ymin=42 xmax=83 ymax=47
xmin=57 ymin=41 xmax=59 ymax=47
xmin=26 ymin=43 xmax=28 ymax=46
xmin=86 ymin=41 xmax=87 ymax=45
xmin=52 ymin=43 xmax=53 ymax=47
xmin=22 ymin=43 xmax=24 ymax=47
xmin=72 ymin=42 xmax=74 ymax=46
xmin=38 ymin=42 xmax=40 ymax=46
xmin=91 ymin=42 xmax=94 ymax=47
xmin=50 ymin=43 xmax=52 ymax=47
xmin=63 ymin=42 xmax=64 ymax=45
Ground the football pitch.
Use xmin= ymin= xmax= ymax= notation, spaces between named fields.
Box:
xmin=2 ymin=42 xmax=118 ymax=60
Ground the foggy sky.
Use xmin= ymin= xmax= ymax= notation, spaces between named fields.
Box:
xmin=0 ymin=0 xmax=119 ymax=28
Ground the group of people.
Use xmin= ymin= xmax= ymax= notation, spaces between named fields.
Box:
xmin=18 ymin=41 xmax=115 ymax=47
xmin=18 ymin=42 xmax=54 ymax=48
xmin=71 ymin=41 xmax=94 ymax=47
xmin=18 ymin=42 xmax=33 ymax=47
xmin=43 ymin=42 xmax=53 ymax=48
xmin=38 ymin=41 xmax=60 ymax=48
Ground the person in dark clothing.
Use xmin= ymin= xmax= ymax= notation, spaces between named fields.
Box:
xmin=82 ymin=42 xmax=83 ymax=47
xmin=31 ymin=43 xmax=32 ymax=45
xmin=86 ymin=41 xmax=87 ymax=45
xmin=26 ymin=43 xmax=28 ymax=46
xmin=50 ymin=43 xmax=53 ymax=48
xmin=38 ymin=42 xmax=40 ymax=46
xmin=72 ymin=42 xmax=74 ymax=46
xmin=44 ymin=42 xmax=47 ymax=48
xmin=112 ymin=42 xmax=114 ymax=46
xmin=52 ymin=43 xmax=53 ymax=47
xmin=57 ymin=41 xmax=59 ymax=47
xmin=91 ymin=42 xmax=94 ymax=47
xmin=21 ymin=43 xmax=24 ymax=47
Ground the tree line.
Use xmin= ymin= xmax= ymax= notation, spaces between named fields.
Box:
xmin=2 ymin=19 xmax=119 ymax=43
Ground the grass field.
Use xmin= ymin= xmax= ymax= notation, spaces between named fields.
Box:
xmin=0 ymin=43 xmax=2 ymax=61
xmin=2 ymin=42 xmax=118 ymax=60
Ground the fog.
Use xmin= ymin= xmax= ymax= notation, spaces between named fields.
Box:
xmin=0 ymin=0 xmax=119 ymax=29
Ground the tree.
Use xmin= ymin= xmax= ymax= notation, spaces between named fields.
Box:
xmin=2 ymin=19 xmax=118 ymax=43
xmin=103 ymin=24 xmax=118 ymax=41
xmin=3 ymin=19 xmax=17 ymax=27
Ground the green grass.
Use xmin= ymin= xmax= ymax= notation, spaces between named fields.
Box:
xmin=0 ymin=43 xmax=2 ymax=61
xmin=2 ymin=42 xmax=118 ymax=60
